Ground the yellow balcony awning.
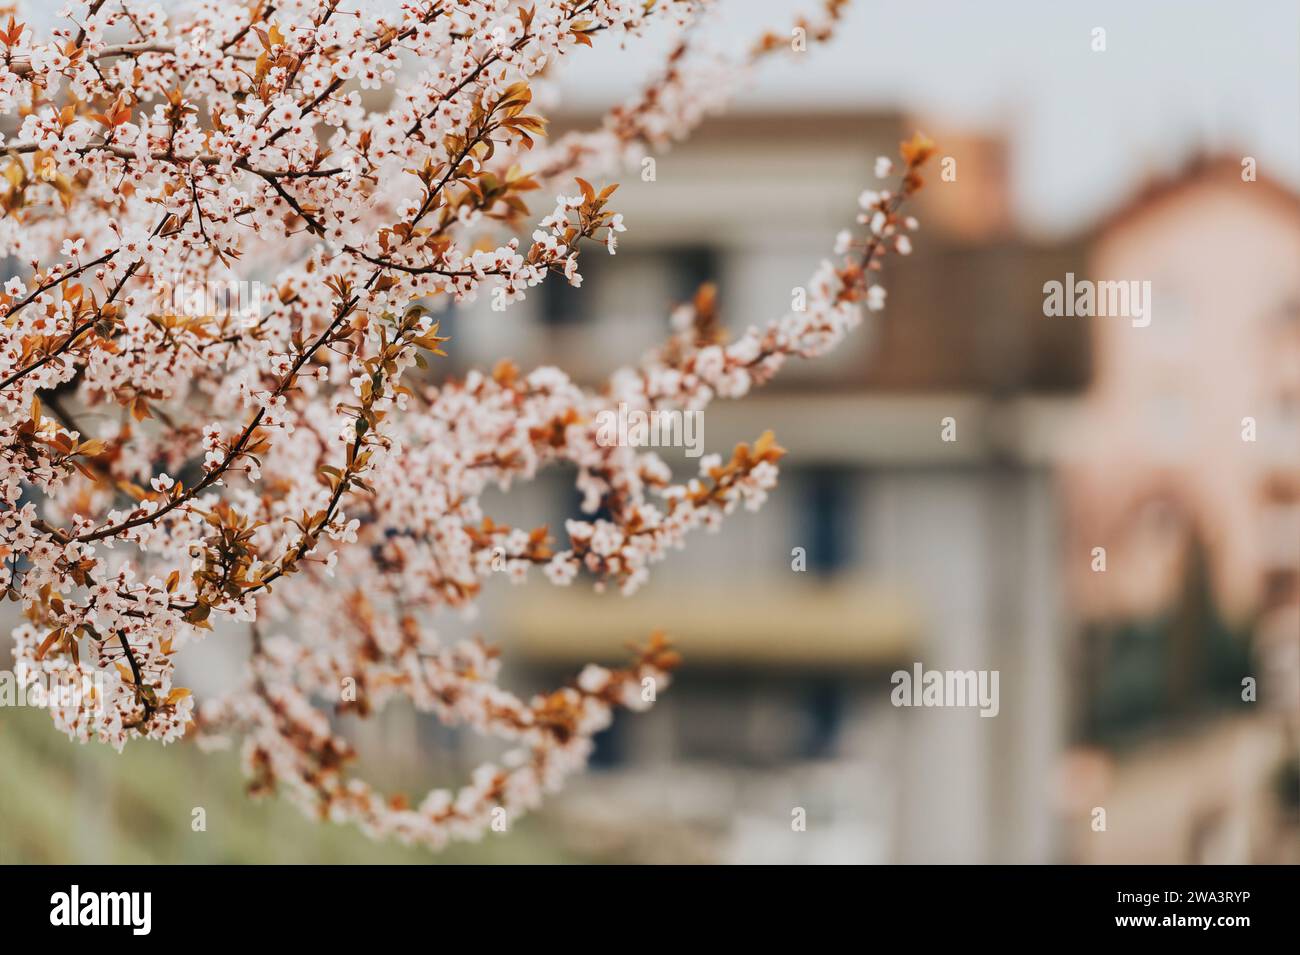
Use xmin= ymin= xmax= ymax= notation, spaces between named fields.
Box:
xmin=497 ymin=581 xmax=920 ymax=668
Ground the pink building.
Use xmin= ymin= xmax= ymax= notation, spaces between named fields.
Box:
xmin=1061 ymin=158 xmax=1300 ymax=863
xmin=1065 ymin=158 xmax=1300 ymax=629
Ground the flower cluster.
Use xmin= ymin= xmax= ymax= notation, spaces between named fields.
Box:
xmin=0 ymin=0 xmax=929 ymax=849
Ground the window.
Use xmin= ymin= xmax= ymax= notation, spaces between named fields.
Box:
xmin=536 ymin=259 xmax=596 ymax=326
xmin=535 ymin=246 xmax=721 ymax=327
xmin=801 ymin=467 xmax=857 ymax=576
xmin=666 ymin=246 xmax=720 ymax=305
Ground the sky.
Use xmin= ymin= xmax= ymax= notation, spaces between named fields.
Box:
xmin=553 ymin=0 xmax=1300 ymax=236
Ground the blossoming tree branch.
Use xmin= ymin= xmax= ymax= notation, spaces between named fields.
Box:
xmin=0 ymin=0 xmax=932 ymax=848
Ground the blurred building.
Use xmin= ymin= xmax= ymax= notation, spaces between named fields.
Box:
xmin=431 ymin=113 xmax=1300 ymax=864
xmin=431 ymin=113 xmax=1085 ymax=863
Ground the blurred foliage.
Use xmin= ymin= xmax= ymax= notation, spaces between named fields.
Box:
xmin=0 ymin=706 xmax=577 ymax=864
